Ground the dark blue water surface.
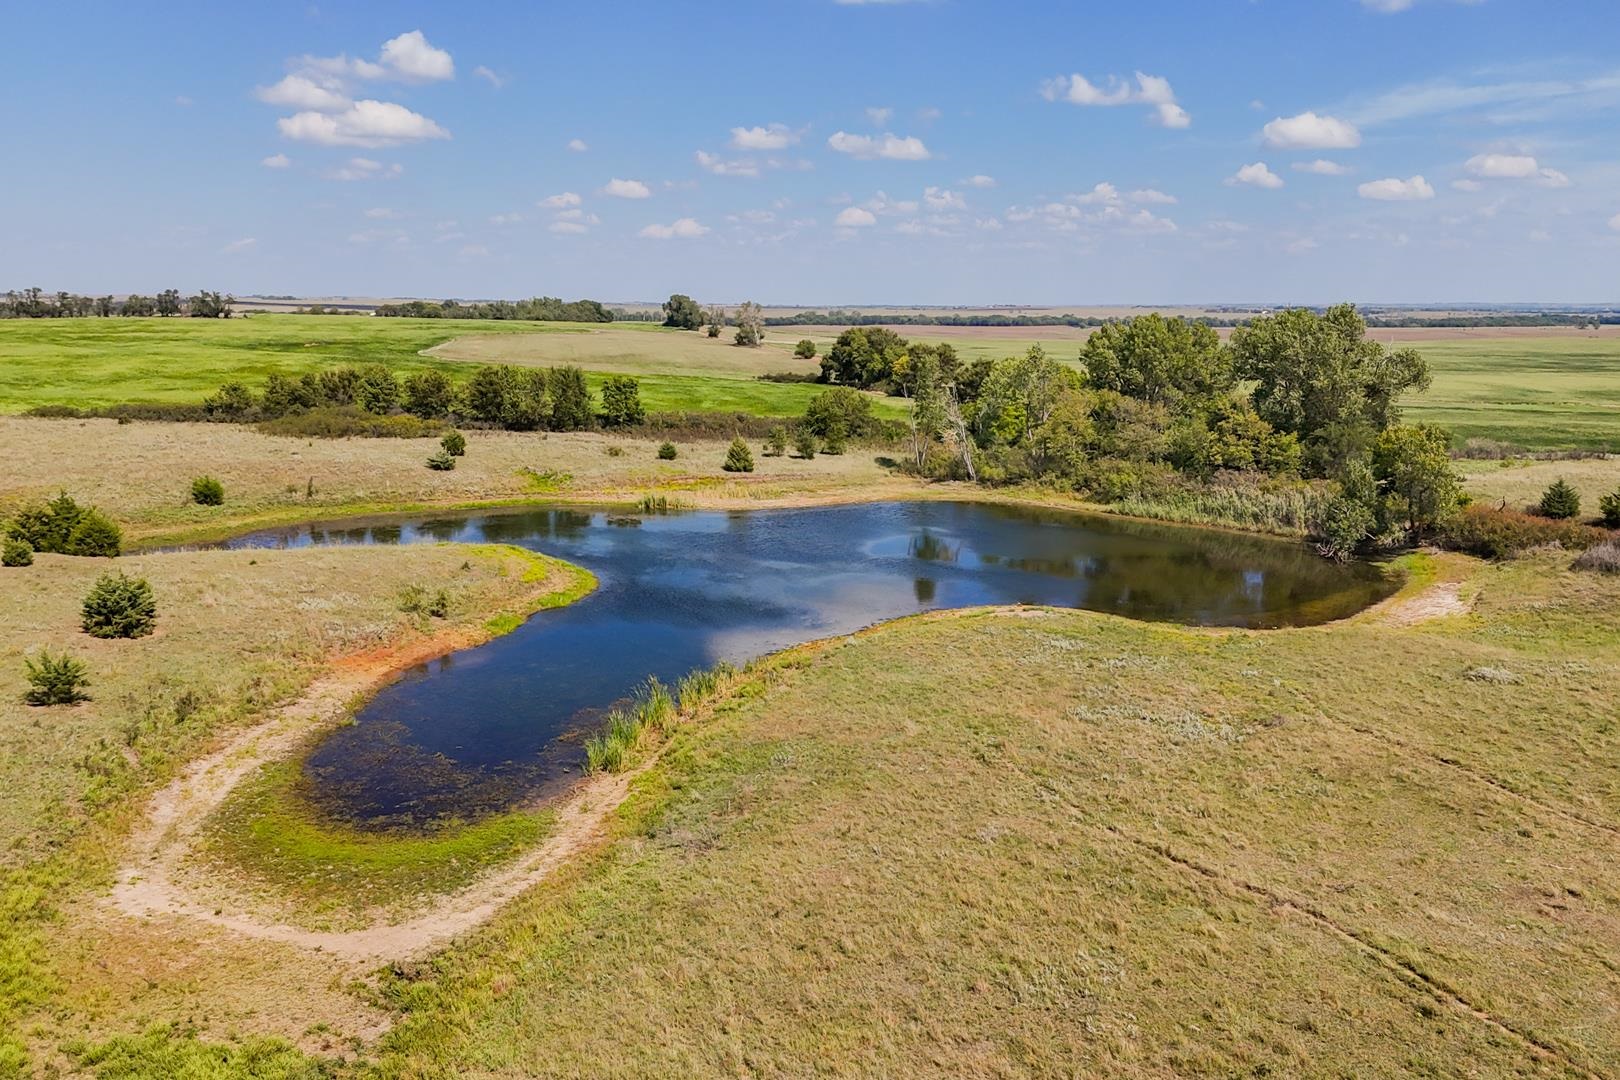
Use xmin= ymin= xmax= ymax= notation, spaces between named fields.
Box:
xmin=223 ymin=501 xmax=1392 ymax=828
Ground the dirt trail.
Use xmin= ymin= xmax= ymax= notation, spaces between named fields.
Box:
xmin=1373 ymin=580 xmax=1472 ymax=626
xmin=109 ymin=622 xmax=631 ymax=966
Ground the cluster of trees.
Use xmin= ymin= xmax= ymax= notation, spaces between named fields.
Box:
xmin=858 ymin=305 xmax=1461 ymax=558
xmin=662 ymin=294 xmax=765 ymax=347
xmin=203 ymin=364 xmax=648 ymax=433
xmin=374 ymin=297 xmax=613 ymax=322
xmin=4 ymin=492 xmax=123 ymax=559
xmin=757 ymin=307 xmax=1617 ymax=331
xmin=1 ymin=288 xmax=230 ymax=318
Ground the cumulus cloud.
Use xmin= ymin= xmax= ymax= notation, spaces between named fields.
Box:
xmin=1227 ymin=162 xmax=1284 ymax=189
xmin=1003 ymin=183 xmax=1178 ymax=235
xmin=567 ymin=138 xmax=588 ymax=152
xmin=549 ymin=221 xmax=589 ymax=235
xmin=695 ymin=150 xmax=760 ymax=177
xmin=639 ymin=217 xmax=709 ymax=239
xmin=602 ymin=178 xmax=651 ymax=199
xmin=1358 ymin=174 xmax=1436 ymax=200
xmin=1129 ymin=188 xmax=1177 ymax=204
xmin=1262 ymin=111 xmax=1361 ymax=149
xmin=256 ymin=74 xmax=350 ymax=111
xmin=962 ymin=174 xmax=997 ymax=188
xmin=1293 ymin=158 xmax=1351 ymax=175
xmin=827 ymin=131 xmax=932 ymax=160
xmin=730 ymin=123 xmax=797 ymax=150
xmin=835 ymin=206 xmax=878 ymax=227
xmin=260 ymin=153 xmax=291 ymax=169
xmin=538 ymin=191 xmax=581 ymax=208
xmin=1464 ymin=153 xmax=1571 ymax=187
xmin=278 ymin=100 xmax=449 ymax=147
xmin=377 ymin=30 xmax=454 ymax=82
xmin=1041 ymin=71 xmax=1191 ymax=128
xmin=923 ymin=186 xmax=966 ymax=210
xmin=220 ymin=237 xmax=257 ymax=254
xmin=1451 ymin=178 xmax=1483 ymax=192
xmin=327 ymin=157 xmax=403 ymax=181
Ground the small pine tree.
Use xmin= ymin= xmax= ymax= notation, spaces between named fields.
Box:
xmin=657 ymin=441 xmax=678 ymax=460
xmin=23 ymin=651 xmax=91 ymax=706
xmin=822 ymin=426 xmax=847 ymax=455
xmin=81 ymin=572 xmax=157 ymax=639
xmin=764 ymin=426 xmax=788 ymax=457
xmin=794 ymin=428 xmax=819 ymax=460
xmin=723 ymin=437 xmax=755 ymax=473
xmin=1600 ymin=489 xmax=1620 ymax=528
xmin=2 ymin=537 xmax=33 ymax=567
xmin=1538 ymin=479 xmax=1581 ymax=520
xmin=426 ymin=449 xmax=457 ymax=471
xmin=190 ymin=476 xmax=224 ymax=506
xmin=441 ymin=431 xmax=467 ymax=456
xmin=64 ymin=509 xmax=122 ymax=557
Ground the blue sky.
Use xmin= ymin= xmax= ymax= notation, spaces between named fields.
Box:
xmin=4 ymin=0 xmax=1618 ymax=305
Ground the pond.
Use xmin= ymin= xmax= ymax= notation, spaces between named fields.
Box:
xmin=223 ymin=501 xmax=1393 ymax=829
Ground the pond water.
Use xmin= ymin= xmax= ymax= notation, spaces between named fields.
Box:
xmin=223 ymin=501 xmax=1393 ymax=829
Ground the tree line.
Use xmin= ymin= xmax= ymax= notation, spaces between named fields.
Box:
xmin=1 ymin=288 xmax=232 ymax=318
xmin=373 ymin=297 xmax=613 ymax=322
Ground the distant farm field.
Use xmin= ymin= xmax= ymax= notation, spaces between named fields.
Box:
xmin=0 ymin=315 xmax=1615 ymax=448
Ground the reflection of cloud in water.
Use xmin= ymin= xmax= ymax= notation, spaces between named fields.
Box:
xmin=702 ymin=573 xmax=929 ymax=661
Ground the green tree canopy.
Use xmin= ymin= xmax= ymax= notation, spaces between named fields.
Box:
xmin=818 ymin=327 xmax=909 ymax=389
xmin=1079 ymin=314 xmax=1233 ymax=412
xmin=661 ymin=294 xmax=705 ymax=330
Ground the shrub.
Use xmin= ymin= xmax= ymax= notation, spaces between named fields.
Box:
xmin=1538 ymin=479 xmax=1581 ymax=519
xmin=441 ymin=431 xmax=467 ymax=457
xmin=657 ymin=441 xmax=678 ymax=460
xmin=355 ymin=364 xmax=401 ymax=414
xmin=1599 ymin=489 xmax=1620 ymax=528
xmin=316 ymin=366 xmax=362 ymax=406
xmin=256 ymin=406 xmax=443 ymax=440
xmin=803 ymin=386 xmax=875 ymax=438
xmin=81 ymin=571 xmax=157 ymax=638
xmin=1444 ymin=504 xmax=1607 ymax=559
xmin=706 ymin=323 xmax=721 ymax=338
xmin=2 ymin=538 xmax=33 ymax=567
xmin=202 ymin=381 xmax=256 ymax=418
xmin=794 ymin=429 xmax=818 ymax=460
xmin=190 ymin=475 xmax=224 ymax=506
xmin=600 ymin=375 xmax=646 ymax=427
xmin=822 ymin=427 xmax=847 ymax=455
xmin=403 ymin=370 xmax=457 ymax=418
xmin=7 ymin=491 xmax=86 ymax=552
xmin=23 ymin=651 xmax=91 ymax=706
xmin=398 ymin=585 xmax=448 ymax=617
xmin=548 ymin=366 xmax=595 ymax=431
xmin=1572 ymin=539 xmax=1620 ymax=574
xmin=794 ymin=339 xmax=817 ymax=359
xmin=426 ymin=449 xmax=456 ymax=471
xmin=764 ymin=426 xmax=788 ymax=457
xmin=723 ymin=437 xmax=755 ymax=473
xmin=64 ymin=509 xmax=123 ymax=557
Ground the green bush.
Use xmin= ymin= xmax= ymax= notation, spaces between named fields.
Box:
xmin=723 ymin=437 xmax=755 ymax=473
xmin=2 ymin=538 xmax=33 ymax=567
xmin=441 ymin=431 xmax=467 ymax=457
xmin=202 ymin=381 xmax=256 ymax=418
xmin=402 ymin=585 xmax=451 ymax=618
xmin=657 ymin=441 xmax=678 ymax=460
xmin=426 ymin=449 xmax=456 ymax=471
xmin=1599 ymin=489 xmax=1620 ymax=528
xmin=803 ymin=386 xmax=875 ymax=438
xmin=822 ymin=427 xmax=847 ymax=455
xmin=355 ymin=364 xmax=401 ymax=414
xmin=81 ymin=572 xmax=157 ymax=639
xmin=794 ymin=339 xmax=817 ymax=359
xmin=600 ymin=375 xmax=646 ymax=427
xmin=1538 ymin=479 xmax=1581 ymax=520
xmin=403 ymin=370 xmax=457 ymax=418
xmin=256 ymin=406 xmax=444 ymax=440
xmin=23 ymin=651 xmax=91 ymax=706
xmin=6 ymin=491 xmax=85 ymax=552
xmin=794 ymin=428 xmax=818 ymax=460
xmin=1444 ymin=504 xmax=1607 ymax=559
xmin=765 ymin=426 xmax=788 ymax=457
xmin=190 ymin=476 xmax=224 ymax=506
xmin=64 ymin=509 xmax=123 ymax=557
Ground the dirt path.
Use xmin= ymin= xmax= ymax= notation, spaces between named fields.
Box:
xmin=1375 ymin=580 xmax=1472 ymax=626
xmin=108 ymin=583 xmax=633 ymax=966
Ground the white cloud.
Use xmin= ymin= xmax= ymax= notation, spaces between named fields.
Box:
xmin=835 ymin=206 xmax=878 ymax=227
xmin=1293 ymin=158 xmax=1351 ymax=175
xmin=538 ymin=191 xmax=581 ymax=209
xmin=473 ymin=65 xmax=504 ymax=88
xmin=1227 ymin=162 xmax=1284 ymax=189
xmin=865 ymin=106 xmax=893 ymax=126
xmin=220 ymin=237 xmax=257 ymax=254
xmin=1129 ymin=188 xmax=1177 ymax=204
xmin=1357 ymin=174 xmax=1436 ymax=200
xmin=923 ymin=186 xmax=966 ymax=210
xmin=278 ymin=99 xmax=448 ymax=147
xmin=549 ymin=221 xmax=589 ymax=235
xmin=601 ymin=178 xmax=651 ymax=199
xmin=827 ymin=131 xmax=932 ymax=161
xmin=260 ymin=153 xmax=291 ymax=169
xmin=695 ymin=150 xmax=760 ymax=177
xmin=1262 ymin=111 xmax=1361 ymax=149
xmin=730 ymin=123 xmax=797 ymax=150
xmin=1451 ymin=178 xmax=1482 ymax=191
xmin=327 ymin=156 xmax=403 ymax=181
xmin=962 ymin=174 xmax=997 ymax=188
xmin=256 ymin=74 xmax=350 ymax=111
xmin=1041 ymin=71 xmax=1191 ymax=128
xmin=567 ymin=138 xmax=588 ymax=152
xmin=1463 ymin=153 xmax=1571 ymax=187
xmin=378 ymin=30 xmax=454 ymax=82
xmin=639 ymin=217 xmax=709 ymax=240
xmin=917 ymin=106 xmax=942 ymax=123
xmin=1537 ymin=168 xmax=1571 ymax=188
xmin=488 ymin=212 xmax=524 ymax=225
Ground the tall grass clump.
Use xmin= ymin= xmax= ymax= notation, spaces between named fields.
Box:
xmin=584 ymin=666 xmax=736 ymax=773
xmin=1572 ymin=539 xmax=1620 ymax=575
xmin=1113 ymin=476 xmax=1332 ymax=537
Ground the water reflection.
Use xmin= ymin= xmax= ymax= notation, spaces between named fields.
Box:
xmin=220 ymin=501 xmax=1393 ymax=829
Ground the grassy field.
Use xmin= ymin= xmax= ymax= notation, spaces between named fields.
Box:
xmin=2 ymin=315 xmax=1614 ymax=448
xmin=334 ymin=551 xmax=1615 ymax=1076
